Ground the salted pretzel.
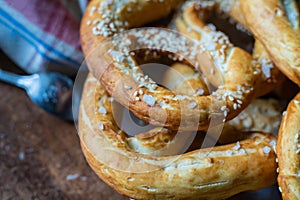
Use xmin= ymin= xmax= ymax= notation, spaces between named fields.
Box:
xmin=215 ymin=0 xmax=292 ymax=96
xmin=277 ymin=93 xmax=300 ymax=200
xmin=173 ymin=0 xmax=300 ymax=97
xmin=241 ymin=0 xmax=300 ymax=86
xmin=78 ymin=73 xmax=278 ymax=200
xmin=219 ymin=0 xmax=300 ymax=90
xmin=229 ymin=0 xmax=300 ymax=91
xmin=79 ymin=0 xmax=284 ymax=199
xmin=80 ymin=0 xmax=261 ymax=131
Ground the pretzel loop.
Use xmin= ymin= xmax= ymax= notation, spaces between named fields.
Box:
xmin=79 ymin=74 xmax=278 ymax=200
xmin=175 ymin=0 xmax=295 ymax=97
xmin=241 ymin=0 xmax=300 ymax=86
xmin=81 ymin=0 xmax=260 ymax=130
xmin=277 ymin=93 xmax=300 ymax=200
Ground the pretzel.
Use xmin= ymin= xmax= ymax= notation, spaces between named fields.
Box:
xmin=277 ymin=93 xmax=300 ymax=200
xmin=79 ymin=0 xmax=283 ymax=199
xmin=231 ymin=0 xmax=300 ymax=92
xmin=80 ymin=0 xmax=260 ymax=130
xmin=240 ymin=0 xmax=300 ymax=86
xmin=78 ymin=73 xmax=278 ymax=200
xmin=174 ymin=0 xmax=300 ymax=98
xmin=219 ymin=0 xmax=300 ymax=92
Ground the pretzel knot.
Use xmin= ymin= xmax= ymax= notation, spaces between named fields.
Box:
xmin=80 ymin=0 xmax=262 ymax=131
xmin=78 ymin=0 xmax=288 ymax=199
xmin=79 ymin=74 xmax=277 ymax=199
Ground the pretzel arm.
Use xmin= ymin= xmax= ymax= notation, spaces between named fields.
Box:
xmin=241 ymin=0 xmax=300 ymax=86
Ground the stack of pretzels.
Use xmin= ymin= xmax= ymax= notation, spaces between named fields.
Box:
xmin=79 ymin=0 xmax=300 ymax=199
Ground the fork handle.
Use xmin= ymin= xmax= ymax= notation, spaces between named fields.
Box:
xmin=0 ymin=69 xmax=34 ymax=90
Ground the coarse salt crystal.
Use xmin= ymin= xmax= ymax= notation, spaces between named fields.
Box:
xmin=233 ymin=141 xmax=240 ymax=150
xmin=263 ymin=146 xmax=271 ymax=154
xmin=142 ymin=94 xmax=156 ymax=106
xmin=233 ymin=103 xmax=237 ymax=110
xmin=239 ymin=149 xmax=246 ymax=154
xmin=98 ymin=123 xmax=104 ymax=130
xmin=270 ymin=140 xmax=276 ymax=147
xmin=197 ymin=89 xmax=205 ymax=95
xmin=223 ymin=110 xmax=228 ymax=117
xmin=189 ymin=102 xmax=197 ymax=109
xmin=221 ymin=106 xmax=227 ymax=111
xmin=98 ymin=106 xmax=107 ymax=114
xmin=227 ymin=150 xmax=233 ymax=155
xmin=237 ymin=100 xmax=243 ymax=105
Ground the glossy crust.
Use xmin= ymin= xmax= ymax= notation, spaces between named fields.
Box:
xmin=241 ymin=0 xmax=300 ymax=86
xmin=277 ymin=92 xmax=300 ymax=200
xmin=78 ymin=73 xmax=278 ymax=200
xmin=218 ymin=0 xmax=288 ymax=96
xmin=252 ymin=40 xmax=286 ymax=97
xmin=162 ymin=63 xmax=210 ymax=96
xmin=162 ymin=62 xmax=283 ymax=135
xmin=174 ymin=0 xmax=287 ymax=97
xmin=80 ymin=0 xmax=259 ymax=131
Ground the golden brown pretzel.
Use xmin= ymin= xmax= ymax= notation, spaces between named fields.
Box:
xmin=90 ymin=62 xmax=249 ymax=157
xmin=78 ymin=1 xmax=285 ymax=199
xmin=80 ymin=0 xmax=259 ymax=131
xmin=241 ymin=0 xmax=300 ymax=86
xmin=78 ymin=73 xmax=278 ymax=200
xmin=277 ymin=93 xmax=300 ymax=200
xmin=228 ymin=0 xmax=300 ymax=95
xmin=218 ymin=0 xmax=285 ymax=87
xmin=173 ymin=0 xmax=295 ymax=97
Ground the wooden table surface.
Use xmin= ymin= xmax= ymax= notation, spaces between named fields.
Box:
xmin=0 ymin=52 xmax=126 ymax=200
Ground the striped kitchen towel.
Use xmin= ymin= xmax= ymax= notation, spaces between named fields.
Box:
xmin=0 ymin=0 xmax=90 ymax=76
